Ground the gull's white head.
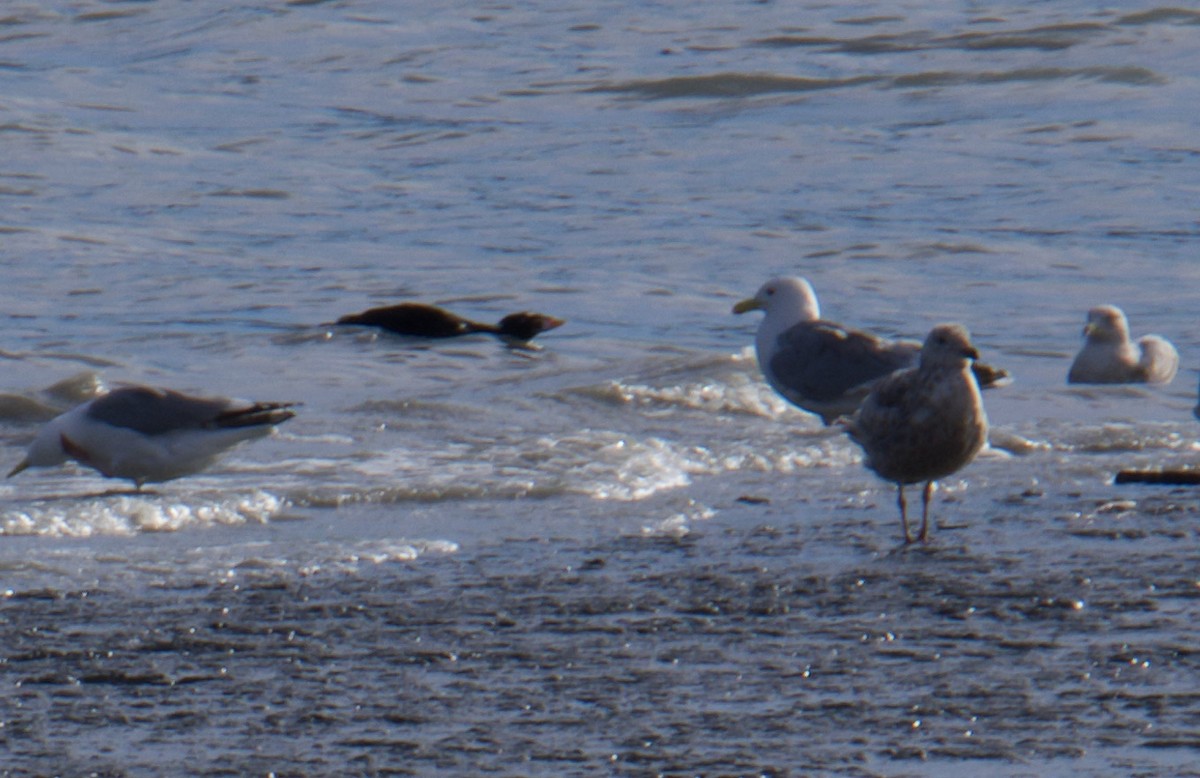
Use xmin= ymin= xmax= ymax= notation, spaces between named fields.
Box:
xmin=8 ymin=416 xmax=71 ymax=478
xmin=1082 ymin=305 xmax=1131 ymax=344
xmin=919 ymin=323 xmax=979 ymax=370
xmin=732 ymin=276 xmax=820 ymax=322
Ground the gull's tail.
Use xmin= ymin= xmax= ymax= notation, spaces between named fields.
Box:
xmin=1137 ymin=335 xmax=1179 ymax=384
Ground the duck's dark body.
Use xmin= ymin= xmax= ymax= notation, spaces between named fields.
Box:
xmin=337 ymin=303 xmax=563 ymax=342
xmin=338 ymin=303 xmax=479 ymax=338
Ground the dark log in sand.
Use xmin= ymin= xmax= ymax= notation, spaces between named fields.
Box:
xmin=1115 ymin=469 xmax=1200 ymax=486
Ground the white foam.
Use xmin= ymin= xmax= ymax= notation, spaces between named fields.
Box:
xmin=0 ymin=490 xmax=287 ymax=538
xmin=283 ymin=423 xmax=864 ymax=509
xmin=599 ymin=373 xmax=794 ymax=418
xmin=638 ymin=503 xmax=715 ymax=539
xmin=201 ymin=538 xmax=461 ymax=580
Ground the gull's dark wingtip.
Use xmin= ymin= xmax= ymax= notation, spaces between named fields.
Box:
xmin=972 ymin=361 xmax=1012 ymax=390
xmin=211 ymin=401 xmax=299 ymax=430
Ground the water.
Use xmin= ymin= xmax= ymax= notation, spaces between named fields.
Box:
xmin=2 ymin=1 xmax=1200 ymax=774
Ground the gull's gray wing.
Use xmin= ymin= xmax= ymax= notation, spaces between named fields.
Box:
xmin=87 ymin=387 xmax=295 ymax=436
xmin=769 ymin=320 xmax=919 ymax=403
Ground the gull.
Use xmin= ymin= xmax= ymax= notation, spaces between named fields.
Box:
xmin=1067 ymin=305 xmax=1178 ymax=385
xmin=842 ymin=324 xmax=989 ymax=544
xmin=733 ymin=276 xmax=1008 ymax=424
xmin=8 ymin=386 xmax=296 ymax=489
xmin=337 ymin=302 xmax=565 ymax=345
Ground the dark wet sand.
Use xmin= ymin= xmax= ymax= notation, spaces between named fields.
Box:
xmin=5 ymin=499 xmax=1200 ymax=778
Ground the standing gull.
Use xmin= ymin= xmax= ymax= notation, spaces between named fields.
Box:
xmin=8 ymin=386 xmax=297 ymax=489
xmin=1067 ymin=304 xmax=1178 ymax=385
xmin=733 ymin=276 xmax=1008 ymax=424
xmin=843 ymin=324 xmax=989 ymax=544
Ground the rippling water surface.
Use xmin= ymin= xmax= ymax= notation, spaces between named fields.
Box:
xmin=2 ymin=2 xmax=1200 ymax=775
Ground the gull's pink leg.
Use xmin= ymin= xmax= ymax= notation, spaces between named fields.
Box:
xmin=918 ymin=481 xmax=935 ymax=542
xmin=897 ymin=484 xmax=912 ymax=544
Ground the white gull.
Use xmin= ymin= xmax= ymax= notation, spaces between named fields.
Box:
xmin=8 ymin=385 xmax=296 ymax=489
xmin=1067 ymin=304 xmax=1178 ymax=385
xmin=733 ymin=276 xmax=1008 ymax=424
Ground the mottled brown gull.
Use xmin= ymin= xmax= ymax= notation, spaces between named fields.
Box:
xmin=1067 ymin=305 xmax=1178 ymax=385
xmin=842 ymin=324 xmax=989 ymax=544
xmin=8 ymin=386 xmax=297 ymax=489
xmin=732 ymin=276 xmax=1009 ymax=424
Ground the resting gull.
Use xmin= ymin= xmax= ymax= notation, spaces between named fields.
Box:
xmin=337 ymin=302 xmax=564 ymax=345
xmin=8 ymin=386 xmax=297 ymax=489
xmin=1067 ymin=304 xmax=1178 ymax=385
xmin=843 ymin=324 xmax=989 ymax=544
xmin=733 ymin=276 xmax=1008 ymax=424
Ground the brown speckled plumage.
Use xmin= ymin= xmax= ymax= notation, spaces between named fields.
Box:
xmin=844 ymin=323 xmax=988 ymax=544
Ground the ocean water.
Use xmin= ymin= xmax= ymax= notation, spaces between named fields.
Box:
xmin=2 ymin=2 xmax=1200 ymax=775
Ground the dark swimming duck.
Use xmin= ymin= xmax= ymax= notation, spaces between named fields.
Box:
xmin=337 ymin=303 xmax=565 ymax=343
